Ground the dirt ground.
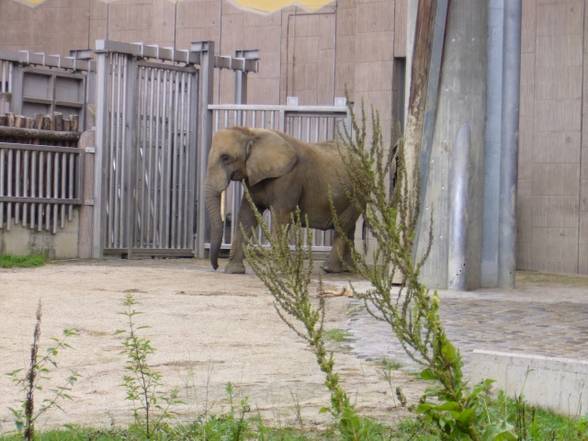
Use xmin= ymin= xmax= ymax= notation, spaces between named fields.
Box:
xmin=0 ymin=258 xmax=424 ymax=433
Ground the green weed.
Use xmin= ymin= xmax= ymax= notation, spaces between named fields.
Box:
xmin=0 ymin=255 xmax=45 ymax=269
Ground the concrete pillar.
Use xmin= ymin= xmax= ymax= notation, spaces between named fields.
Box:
xmin=416 ymin=0 xmax=488 ymax=289
xmin=498 ymin=0 xmax=522 ymax=288
xmin=481 ymin=0 xmax=505 ymax=287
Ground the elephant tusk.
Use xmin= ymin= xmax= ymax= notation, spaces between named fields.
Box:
xmin=220 ymin=190 xmax=226 ymax=222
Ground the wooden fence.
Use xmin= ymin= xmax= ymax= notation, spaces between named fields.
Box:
xmin=0 ymin=112 xmax=83 ymax=234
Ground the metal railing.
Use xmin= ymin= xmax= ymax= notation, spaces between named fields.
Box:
xmin=207 ymin=103 xmax=349 ymax=253
xmin=0 ymin=142 xmax=83 ymax=233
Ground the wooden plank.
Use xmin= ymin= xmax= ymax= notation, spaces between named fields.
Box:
xmin=0 ymin=126 xmax=80 ymax=142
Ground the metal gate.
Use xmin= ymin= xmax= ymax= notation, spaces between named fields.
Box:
xmin=95 ymin=42 xmax=199 ymax=256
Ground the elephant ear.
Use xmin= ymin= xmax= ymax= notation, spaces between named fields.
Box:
xmin=245 ymin=130 xmax=298 ymax=186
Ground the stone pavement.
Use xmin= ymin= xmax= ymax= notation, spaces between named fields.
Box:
xmin=325 ymin=272 xmax=588 ymax=372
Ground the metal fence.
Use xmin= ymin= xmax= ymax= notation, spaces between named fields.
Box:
xmin=0 ymin=50 xmax=92 ymax=236
xmin=94 ymin=42 xmax=200 ymax=257
xmin=207 ymin=103 xmax=349 ymax=253
xmin=0 ymin=142 xmax=83 ymax=233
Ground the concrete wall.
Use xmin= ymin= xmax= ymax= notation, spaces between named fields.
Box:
xmin=0 ymin=211 xmax=81 ymax=258
xmin=470 ymin=350 xmax=588 ymax=417
xmin=517 ymin=0 xmax=588 ymax=275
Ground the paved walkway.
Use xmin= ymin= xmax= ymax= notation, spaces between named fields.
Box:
xmin=326 ymin=272 xmax=588 ymax=371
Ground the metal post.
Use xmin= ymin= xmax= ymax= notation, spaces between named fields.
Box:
xmin=233 ymin=49 xmax=259 ymax=106
xmin=498 ymin=0 xmax=522 ymax=288
xmin=193 ymin=41 xmax=215 ymax=259
xmin=124 ymin=55 xmax=138 ymax=257
xmin=448 ymin=124 xmax=471 ymax=290
xmin=234 ymin=50 xmax=247 ymax=106
xmin=482 ymin=0 xmax=504 ymax=287
xmin=92 ymin=51 xmax=108 ymax=258
xmin=9 ymin=64 xmax=23 ymax=115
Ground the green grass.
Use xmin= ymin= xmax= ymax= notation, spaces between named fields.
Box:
xmin=323 ymin=328 xmax=351 ymax=344
xmin=0 ymin=254 xmax=46 ymax=269
xmin=1 ymin=401 xmax=587 ymax=441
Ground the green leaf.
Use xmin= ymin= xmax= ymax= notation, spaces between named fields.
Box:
xmin=420 ymin=368 xmax=437 ymax=381
xmin=441 ymin=341 xmax=460 ymax=365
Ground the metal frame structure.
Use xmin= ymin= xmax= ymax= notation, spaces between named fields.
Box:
xmin=0 ymin=142 xmax=84 ymax=234
xmin=0 ymin=49 xmax=93 ymax=237
xmin=93 ymin=39 xmax=260 ymax=259
xmin=0 ymin=49 xmax=95 ymax=131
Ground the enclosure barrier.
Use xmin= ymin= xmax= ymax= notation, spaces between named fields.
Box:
xmin=0 ymin=114 xmax=83 ymax=234
xmin=93 ymin=40 xmax=259 ymax=258
xmin=206 ymin=102 xmax=350 ymax=253
xmin=0 ymin=49 xmax=93 ymax=258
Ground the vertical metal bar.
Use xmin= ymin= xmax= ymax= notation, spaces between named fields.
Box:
xmin=178 ymin=72 xmax=187 ymax=248
xmin=125 ymin=55 xmax=138 ymax=256
xmin=38 ymin=151 xmax=44 ymax=231
xmin=112 ymin=54 xmax=121 ymax=247
xmin=31 ymin=150 xmax=36 ymax=228
xmin=141 ymin=66 xmax=149 ymax=247
xmin=181 ymin=72 xmax=189 ymax=247
xmin=60 ymin=152 xmax=66 ymax=229
xmin=151 ymin=68 xmax=162 ymax=249
xmin=158 ymin=69 xmax=168 ymax=249
xmin=187 ymin=68 xmax=199 ymax=252
xmin=171 ymin=72 xmax=182 ymax=248
xmin=118 ymin=55 xmax=128 ymax=250
xmin=10 ymin=65 xmax=23 ymax=115
xmin=182 ymin=72 xmax=193 ymax=248
xmin=15 ymin=149 xmax=20 ymax=224
xmin=164 ymin=70 xmax=174 ymax=249
xmin=146 ymin=67 xmax=155 ymax=248
xmin=53 ymin=150 xmax=58 ymax=234
xmin=193 ymin=40 xmax=215 ymax=258
xmin=68 ymin=152 xmax=74 ymax=221
xmin=106 ymin=53 xmax=117 ymax=249
xmin=45 ymin=151 xmax=51 ymax=232
xmin=134 ymin=67 xmax=143 ymax=248
xmin=7 ymin=148 xmax=12 ymax=230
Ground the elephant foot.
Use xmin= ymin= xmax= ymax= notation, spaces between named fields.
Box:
xmin=321 ymin=263 xmax=348 ymax=274
xmin=224 ymin=261 xmax=246 ymax=274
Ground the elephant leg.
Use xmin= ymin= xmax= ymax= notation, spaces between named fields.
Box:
xmin=322 ymin=207 xmax=359 ymax=273
xmin=225 ymin=197 xmax=261 ymax=274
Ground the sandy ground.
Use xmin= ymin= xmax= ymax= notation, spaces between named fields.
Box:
xmin=0 ymin=259 xmax=424 ymax=433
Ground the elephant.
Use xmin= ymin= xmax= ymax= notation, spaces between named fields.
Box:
xmin=205 ymin=127 xmax=361 ymax=274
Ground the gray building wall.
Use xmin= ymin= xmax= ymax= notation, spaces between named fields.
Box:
xmin=517 ymin=0 xmax=588 ymax=275
xmin=1 ymin=0 xmax=588 ymax=277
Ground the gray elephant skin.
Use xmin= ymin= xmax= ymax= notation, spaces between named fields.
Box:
xmin=205 ymin=127 xmax=360 ymax=274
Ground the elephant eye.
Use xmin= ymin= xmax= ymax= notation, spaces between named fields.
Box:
xmin=220 ymin=154 xmax=231 ymax=163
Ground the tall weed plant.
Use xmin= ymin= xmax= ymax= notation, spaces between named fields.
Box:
xmin=7 ymin=301 xmax=79 ymax=441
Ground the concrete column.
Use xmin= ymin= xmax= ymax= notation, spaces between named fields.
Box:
xmin=498 ymin=0 xmax=522 ymax=288
xmin=417 ymin=0 xmax=488 ymax=289
xmin=481 ymin=0 xmax=505 ymax=287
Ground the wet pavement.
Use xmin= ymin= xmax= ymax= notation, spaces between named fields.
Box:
xmin=327 ymin=272 xmax=588 ymax=372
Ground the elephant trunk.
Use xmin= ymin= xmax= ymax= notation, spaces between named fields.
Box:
xmin=206 ymin=185 xmax=224 ymax=270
